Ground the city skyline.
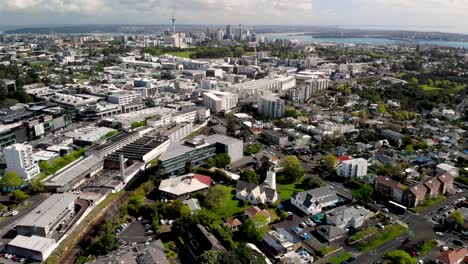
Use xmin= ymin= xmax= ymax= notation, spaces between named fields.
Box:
xmin=1 ymin=0 xmax=468 ymax=34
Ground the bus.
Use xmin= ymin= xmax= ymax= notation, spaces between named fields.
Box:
xmin=388 ymin=201 xmax=407 ymax=214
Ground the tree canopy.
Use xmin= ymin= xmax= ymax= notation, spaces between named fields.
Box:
xmin=352 ymin=184 xmax=374 ymax=203
xmin=280 ymin=155 xmax=305 ymax=181
xmin=0 ymin=171 xmax=25 ymax=191
xmin=384 ymin=250 xmax=417 ymax=264
xmin=241 ymin=214 xmax=269 ymax=242
xmin=240 ymin=169 xmax=260 ymax=184
xmin=204 ymin=185 xmax=230 ymax=210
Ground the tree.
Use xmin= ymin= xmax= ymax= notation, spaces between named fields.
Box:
xmin=241 ymin=214 xmax=268 ymax=242
xmin=284 ymin=107 xmax=299 ymax=118
xmin=12 ymin=190 xmax=29 ymax=203
xmin=245 ymin=143 xmax=262 ymax=155
xmin=0 ymin=171 xmax=25 ymax=191
xmin=280 ymin=155 xmax=305 ymax=181
xmin=240 ymin=170 xmax=260 ymax=184
xmin=448 ymin=210 xmax=464 ymax=226
xmin=0 ymin=204 xmax=7 ymax=214
xmin=384 ymin=250 xmax=417 ymax=264
xmin=235 ymin=245 xmax=267 ymax=264
xmin=323 ymin=155 xmax=337 ymax=172
xmin=303 ymin=175 xmax=326 ymax=189
xmin=226 ymin=112 xmax=236 ymax=135
xmin=205 ymin=185 xmax=230 ymax=210
xmin=30 ymin=176 xmax=45 ymax=193
xmin=198 ymin=250 xmax=220 ymax=264
xmin=233 ymin=47 xmax=245 ymax=57
xmin=352 ymin=184 xmax=374 ymax=203
xmin=184 ymin=160 xmax=193 ymax=173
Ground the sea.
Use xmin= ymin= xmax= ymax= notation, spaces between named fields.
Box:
xmin=258 ymin=33 xmax=468 ymax=49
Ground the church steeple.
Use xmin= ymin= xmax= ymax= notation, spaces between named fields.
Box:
xmin=264 ymin=166 xmax=276 ymax=190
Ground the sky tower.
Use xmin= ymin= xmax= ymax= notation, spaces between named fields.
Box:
xmin=171 ymin=15 xmax=176 ymax=35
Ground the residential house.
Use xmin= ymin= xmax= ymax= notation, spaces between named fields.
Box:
xmin=224 ymin=219 xmax=242 ymax=232
xmin=244 ymin=205 xmax=272 ymax=224
xmin=436 ymin=248 xmax=468 ymax=264
xmin=262 ymin=227 xmax=302 ymax=258
xmin=424 ymin=178 xmax=442 ymax=198
xmin=236 ymin=167 xmax=278 ymax=205
xmin=403 ymin=183 xmax=427 ymax=207
xmin=436 ymin=163 xmax=459 ymax=177
xmin=291 ymin=186 xmax=339 ymax=215
xmin=437 ymin=173 xmax=454 ymax=194
xmin=158 ymin=173 xmax=211 ymax=199
xmin=325 ymin=205 xmax=372 ymax=229
xmin=316 ymin=225 xmax=347 ymax=242
xmin=375 ymin=176 xmax=407 ymax=203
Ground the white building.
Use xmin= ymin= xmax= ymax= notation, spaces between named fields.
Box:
xmin=337 ymin=158 xmax=368 ymax=178
xmin=4 ymin=143 xmax=40 ymax=180
xmin=291 ymin=186 xmax=338 ymax=215
xmin=202 ymin=91 xmax=238 ymax=113
xmin=224 ymin=76 xmax=296 ymax=99
xmin=108 ymin=91 xmax=141 ymax=106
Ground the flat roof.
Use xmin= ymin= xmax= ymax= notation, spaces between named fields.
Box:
xmin=17 ymin=193 xmax=78 ymax=228
xmin=44 ymin=155 xmax=103 ymax=187
xmin=8 ymin=235 xmax=55 ymax=254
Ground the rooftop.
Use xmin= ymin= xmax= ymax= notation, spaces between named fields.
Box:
xmin=8 ymin=235 xmax=55 ymax=254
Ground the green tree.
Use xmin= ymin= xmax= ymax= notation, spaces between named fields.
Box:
xmin=280 ymin=155 xmax=305 ymax=181
xmin=12 ymin=190 xmax=29 ymax=203
xmin=352 ymin=184 xmax=374 ymax=202
xmin=0 ymin=204 xmax=7 ymax=214
xmin=241 ymin=214 xmax=269 ymax=242
xmin=184 ymin=160 xmax=193 ymax=173
xmin=448 ymin=210 xmax=464 ymax=226
xmin=226 ymin=112 xmax=236 ymax=134
xmin=384 ymin=250 xmax=417 ymax=264
xmin=323 ymin=154 xmax=337 ymax=172
xmin=235 ymin=245 xmax=267 ymax=264
xmin=233 ymin=47 xmax=245 ymax=57
xmin=245 ymin=143 xmax=262 ymax=155
xmin=284 ymin=107 xmax=299 ymax=118
xmin=198 ymin=250 xmax=220 ymax=264
xmin=30 ymin=176 xmax=45 ymax=193
xmin=205 ymin=185 xmax=230 ymax=210
xmin=303 ymin=175 xmax=326 ymax=189
xmin=0 ymin=171 xmax=25 ymax=190
xmin=240 ymin=169 xmax=260 ymax=184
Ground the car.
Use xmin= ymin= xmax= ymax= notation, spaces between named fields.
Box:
xmin=452 ymin=201 xmax=458 ymax=205
xmin=11 ymin=210 xmax=18 ymax=216
xmin=347 ymin=257 xmax=356 ymax=262
xmin=436 ymin=232 xmax=444 ymax=237
xmin=452 ymin=239 xmax=463 ymax=246
xmin=377 ymin=223 xmax=385 ymax=229
xmin=418 ymin=260 xmax=424 ymax=264
xmin=443 ymin=205 xmax=449 ymax=210
xmin=300 ymin=232 xmax=311 ymax=240
xmin=382 ymin=208 xmax=389 ymax=213
xmin=287 ymin=212 xmax=294 ymax=221
xmin=441 ymin=246 xmax=449 ymax=251
xmin=137 ymin=216 xmax=143 ymax=221
xmin=299 ymin=222 xmax=307 ymax=228
xmin=291 ymin=227 xmax=302 ymax=234
xmin=305 ymin=219 xmax=315 ymax=227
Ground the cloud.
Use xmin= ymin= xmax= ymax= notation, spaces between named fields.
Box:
xmin=1 ymin=0 xmax=111 ymax=15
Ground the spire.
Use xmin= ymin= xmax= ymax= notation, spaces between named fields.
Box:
xmin=264 ymin=167 xmax=276 ymax=190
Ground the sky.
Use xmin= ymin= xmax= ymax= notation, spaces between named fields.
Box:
xmin=1 ymin=0 xmax=468 ymax=34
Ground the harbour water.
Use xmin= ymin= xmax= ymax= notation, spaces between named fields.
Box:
xmin=258 ymin=33 xmax=468 ymax=48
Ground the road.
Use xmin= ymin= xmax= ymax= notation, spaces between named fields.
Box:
xmin=0 ymin=193 xmax=49 ymax=248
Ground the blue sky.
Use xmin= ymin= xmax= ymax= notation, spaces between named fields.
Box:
xmin=1 ymin=0 xmax=467 ymax=33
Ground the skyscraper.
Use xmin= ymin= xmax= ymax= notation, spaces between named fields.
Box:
xmin=238 ymin=24 xmax=243 ymax=41
xmin=225 ymin=25 xmax=232 ymax=39
xmin=171 ymin=15 xmax=176 ymax=35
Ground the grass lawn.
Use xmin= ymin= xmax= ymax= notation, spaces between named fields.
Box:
xmin=421 ymin=84 xmax=465 ymax=96
xmin=330 ymin=251 xmax=352 ymax=264
xmin=163 ymin=241 xmax=178 ymax=261
xmin=165 ymin=51 xmax=194 ymax=58
xmin=317 ymin=246 xmax=342 ymax=257
xmin=417 ymin=240 xmax=438 ymax=256
xmin=421 ymin=85 xmax=442 ymax=91
xmin=277 ymin=180 xmax=306 ymax=201
xmin=266 ymin=209 xmax=280 ymax=223
xmin=212 ymin=186 xmax=249 ymax=217
xmin=411 ymin=195 xmax=446 ymax=213
xmin=245 ymin=51 xmax=256 ymax=56
xmin=355 ymin=224 xmax=408 ymax=251
xmin=348 ymin=226 xmax=378 ymax=244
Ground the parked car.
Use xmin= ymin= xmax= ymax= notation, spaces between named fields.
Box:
xmin=11 ymin=210 xmax=19 ymax=216
xmin=382 ymin=208 xmax=389 ymax=213
xmin=305 ymin=219 xmax=315 ymax=227
xmin=291 ymin=226 xmax=302 ymax=234
xmin=287 ymin=212 xmax=294 ymax=221
xmin=299 ymin=222 xmax=307 ymax=228
xmin=377 ymin=223 xmax=385 ymax=229
xmin=347 ymin=257 xmax=356 ymax=262
xmin=300 ymin=232 xmax=311 ymax=240
xmin=436 ymin=232 xmax=444 ymax=237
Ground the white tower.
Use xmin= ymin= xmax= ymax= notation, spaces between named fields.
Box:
xmin=263 ymin=167 xmax=276 ymax=190
xmin=171 ymin=16 xmax=176 ymax=35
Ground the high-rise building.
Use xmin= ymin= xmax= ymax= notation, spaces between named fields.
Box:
xmin=171 ymin=16 xmax=176 ymax=35
xmin=259 ymin=95 xmax=284 ymax=119
xmin=216 ymin=29 xmax=224 ymax=41
xmin=202 ymin=91 xmax=238 ymax=113
xmin=4 ymin=143 xmax=40 ymax=180
xmin=238 ymin=24 xmax=243 ymax=41
xmin=337 ymin=158 xmax=368 ymax=178
xmin=225 ymin=25 xmax=232 ymax=39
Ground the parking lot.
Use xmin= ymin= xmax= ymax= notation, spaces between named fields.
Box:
xmin=118 ymin=221 xmax=154 ymax=244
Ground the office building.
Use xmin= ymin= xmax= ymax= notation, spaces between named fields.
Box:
xmin=4 ymin=143 xmax=40 ymax=180
xmin=158 ymin=134 xmax=243 ymax=175
xmin=337 ymin=158 xmax=368 ymax=178
xmin=262 ymin=130 xmax=289 ymax=147
xmin=225 ymin=25 xmax=232 ymax=39
xmin=108 ymin=91 xmax=142 ymax=106
xmin=225 ymin=76 xmax=295 ymax=99
xmin=16 ymin=193 xmax=78 ymax=238
xmin=202 ymin=91 xmax=238 ymax=113
xmin=259 ymin=95 xmax=284 ymax=119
